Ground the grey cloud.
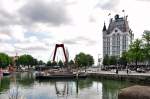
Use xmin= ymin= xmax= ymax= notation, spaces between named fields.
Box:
xmin=0 ymin=0 xmax=71 ymax=41
xmin=76 ymin=36 xmax=96 ymax=45
xmin=14 ymin=36 xmax=50 ymax=52
xmin=26 ymin=46 xmax=48 ymax=51
xmin=0 ymin=10 xmax=18 ymax=36
xmin=96 ymin=0 xmax=120 ymax=10
xmin=62 ymin=39 xmax=78 ymax=45
xmin=15 ymin=44 xmax=49 ymax=52
xmin=0 ymin=0 xmax=71 ymax=39
xmin=0 ymin=10 xmax=18 ymax=27
xmin=62 ymin=36 xmax=96 ymax=45
xmin=0 ymin=43 xmax=14 ymax=53
xmin=76 ymin=36 xmax=91 ymax=41
xmin=0 ymin=28 xmax=11 ymax=36
xmin=19 ymin=0 xmax=70 ymax=26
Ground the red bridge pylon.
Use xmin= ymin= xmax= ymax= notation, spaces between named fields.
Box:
xmin=52 ymin=44 xmax=68 ymax=63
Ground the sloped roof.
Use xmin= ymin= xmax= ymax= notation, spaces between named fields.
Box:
xmin=107 ymin=15 xmax=129 ymax=34
xmin=102 ymin=22 xmax=107 ymax=31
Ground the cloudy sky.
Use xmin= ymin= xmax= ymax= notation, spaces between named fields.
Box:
xmin=0 ymin=0 xmax=150 ymax=64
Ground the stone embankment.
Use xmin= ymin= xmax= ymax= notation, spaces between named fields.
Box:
xmin=118 ymin=85 xmax=150 ymax=99
xmin=88 ymin=72 xmax=150 ymax=84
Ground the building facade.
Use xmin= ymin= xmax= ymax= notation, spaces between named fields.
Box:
xmin=103 ymin=14 xmax=134 ymax=58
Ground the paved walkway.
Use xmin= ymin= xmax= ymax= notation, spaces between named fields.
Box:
xmin=87 ymin=69 xmax=150 ymax=76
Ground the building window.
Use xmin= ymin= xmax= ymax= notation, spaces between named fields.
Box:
xmin=115 ymin=29 xmax=118 ymax=32
xmin=112 ymin=34 xmax=116 ymax=46
xmin=122 ymin=35 xmax=126 ymax=50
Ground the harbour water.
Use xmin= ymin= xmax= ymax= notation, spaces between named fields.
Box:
xmin=0 ymin=72 xmax=139 ymax=99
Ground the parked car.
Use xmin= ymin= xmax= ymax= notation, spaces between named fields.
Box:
xmin=136 ymin=68 xmax=146 ymax=73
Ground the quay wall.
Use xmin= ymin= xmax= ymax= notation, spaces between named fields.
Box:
xmin=87 ymin=73 xmax=150 ymax=84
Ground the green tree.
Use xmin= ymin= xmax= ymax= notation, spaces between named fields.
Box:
xmin=109 ymin=56 xmax=117 ymax=65
xmin=58 ymin=60 xmax=63 ymax=67
xmin=119 ymin=52 xmax=128 ymax=66
xmin=68 ymin=60 xmax=75 ymax=69
xmin=51 ymin=61 xmax=57 ymax=66
xmin=68 ymin=60 xmax=74 ymax=65
xmin=38 ymin=60 xmax=45 ymax=65
xmin=74 ymin=52 xmax=94 ymax=69
xmin=0 ymin=53 xmax=12 ymax=68
xmin=16 ymin=54 xmax=35 ymax=69
xmin=127 ymin=39 xmax=144 ymax=67
xmin=47 ymin=61 xmax=52 ymax=66
xmin=103 ymin=55 xmax=109 ymax=66
xmin=32 ymin=58 xmax=38 ymax=66
xmin=74 ymin=52 xmax=88 ymax=67
xmin=143 ymin=30 xmax=150 ymax=45
xmin=142 ymin=30 xmax=150 ymax=66
xmin=86 ymin=54 xmax=94 ymax=66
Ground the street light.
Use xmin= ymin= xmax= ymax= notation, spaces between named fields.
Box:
xmin=98 ymin=54 xmax=101 ymax=71
xmin=116 ymin=57 xmax=120 ymax=74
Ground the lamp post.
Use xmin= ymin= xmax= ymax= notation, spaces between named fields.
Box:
xmin=98 ymin=54 xmax=101 ymax=71
xmin=116 ymin=57 xmax=119 ymax=74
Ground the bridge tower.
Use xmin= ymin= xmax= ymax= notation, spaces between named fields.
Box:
xmin=52 ymin=44 xmax=68 ymax=63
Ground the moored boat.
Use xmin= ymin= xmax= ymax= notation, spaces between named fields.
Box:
xmin=35 ymin=71 xmax=87 ymax=79
xmin=3 ymin=70 xmax=10 ymax=76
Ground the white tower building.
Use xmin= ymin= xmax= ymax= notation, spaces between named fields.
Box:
xmin=103 ymin=14 xmax=134 ymax=58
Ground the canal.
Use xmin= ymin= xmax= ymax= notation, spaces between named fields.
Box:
xmin=0 ymin=72 xmax=143 ymax=99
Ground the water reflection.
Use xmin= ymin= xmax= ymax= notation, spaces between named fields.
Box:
xmin=8 ymin=84 xmax=22 ymax=99
xmin=12 ymin=72 xmax=34 ymax=87
xmin=102 ymin=79 xmax=131 ymax=99
xmin=0 ymin=76 xmax=10 ymax=93
xmin=0 ymin=73 xmax=134 ymax=99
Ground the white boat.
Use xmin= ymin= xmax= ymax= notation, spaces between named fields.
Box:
xmin=3 ymin=70 xmax=10 ymax=76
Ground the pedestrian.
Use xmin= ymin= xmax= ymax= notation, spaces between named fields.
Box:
xmin=127 ymin=69 xmax=128 ymax=74
xmin=116 ymin=69 xmax=118 ymax=74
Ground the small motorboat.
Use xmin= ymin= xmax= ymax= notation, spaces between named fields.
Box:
xmin=3 ymin=70 xmax=10 ymax=76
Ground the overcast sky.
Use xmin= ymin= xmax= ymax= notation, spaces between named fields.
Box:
xmin=0 ymin=0 xmax=150 ymax=64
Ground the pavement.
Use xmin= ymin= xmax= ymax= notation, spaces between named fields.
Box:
xmin=87 ymin=68 xmax=150 ymax=76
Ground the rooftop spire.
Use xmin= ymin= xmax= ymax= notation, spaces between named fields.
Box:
xmin=103 ymin=22 xmax=106 ymax=31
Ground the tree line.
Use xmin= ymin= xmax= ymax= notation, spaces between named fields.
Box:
xmin=103 ymin=30 xmax=150 ymax=69
xmin=47 ymin=52 xmax=94 ymax=68
xmin=0 ymin=52 xmax=94 ymax=69
xmin=0 ymin=53 xmax=45 ymax=69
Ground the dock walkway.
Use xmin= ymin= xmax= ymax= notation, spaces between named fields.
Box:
xmin=87 ymin=70 xmax=150 ymax=83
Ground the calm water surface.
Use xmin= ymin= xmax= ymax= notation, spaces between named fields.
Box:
xmin=0 ymin=72 xmax=139 ymax=99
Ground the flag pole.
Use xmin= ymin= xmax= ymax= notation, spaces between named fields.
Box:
xmin=122 ymin=10 xmax=125 ymax=18
xmin=108 ymin=13 xmax=111 ymax=22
